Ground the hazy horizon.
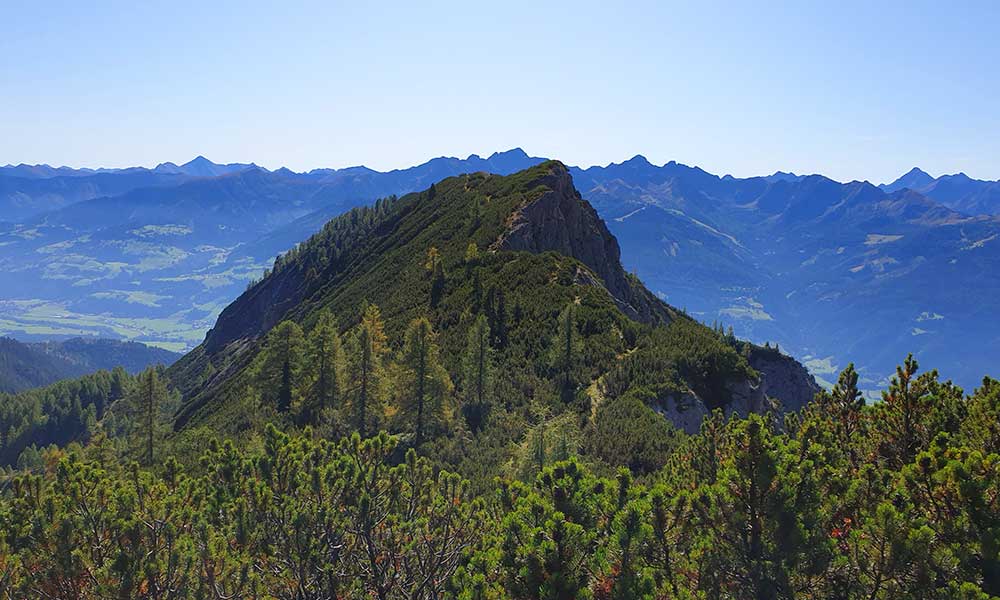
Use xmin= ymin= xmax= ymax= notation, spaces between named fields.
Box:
xmin=4 ymin=1 xmax=999 ymax=183
xmin=1 ymin=149 xmax=987 ymax=187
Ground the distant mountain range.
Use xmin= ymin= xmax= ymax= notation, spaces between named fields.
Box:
xmin=0 ymin=150 xmax=996 ymax=391
xmin=0 ymin=156 xmax=266 ymax=222
xmin=574 ymin=157 xmax=1000 ymax=392
xmin=0 ymin=155 xmax=258 ymax=180
xmin=881 ymin=167 xmax=1000 ymax=215
xmin=0 ymin=336 xmax=179 ymax=393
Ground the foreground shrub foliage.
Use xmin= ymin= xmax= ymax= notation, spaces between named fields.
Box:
xmin=0 ymin=427 xmax=479 ymax=599
xmin=2 ymin=363 xmax=1000 ymax=598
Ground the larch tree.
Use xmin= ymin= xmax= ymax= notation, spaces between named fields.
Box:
xmin=305 ymin=310 xmax=347 ymax=424
xmin=351 ymin=302 xmax=387 ymax=437
xmin=399 ymin=317 xmax=451 ymax=447
xmin=258 ymin=320 xmax=306 ymax=414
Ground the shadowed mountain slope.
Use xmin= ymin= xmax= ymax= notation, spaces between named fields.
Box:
xmin=0 ymin=336 xmax=179 ymax=393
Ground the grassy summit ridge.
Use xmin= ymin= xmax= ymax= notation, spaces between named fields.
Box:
xmin=168 ymin=161 xmax=811 ymax=446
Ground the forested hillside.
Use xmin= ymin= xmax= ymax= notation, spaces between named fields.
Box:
xmin=0 ymin=336 xmax=179 ymax=394
xmin=0 ymin=366 xmax=175 ymax=467
xmin=167 ymin=161 xmax=813 ymax=438
xmin=0 ymin=163 xmax=996 ymax=598
xmin=1 ymin=361 xmax=997 ymax=598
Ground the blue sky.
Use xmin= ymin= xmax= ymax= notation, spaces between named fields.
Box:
xmin=2 ymin=0 xmax=998 ymax=183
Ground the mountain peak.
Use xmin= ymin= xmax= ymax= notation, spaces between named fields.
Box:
xmin=488 ymin=147 xmax=529 ymax=160
xmin=765 ymin=170 xmax=804 ymax=183
xmin=882 ymin=166 xmax=935 ymax=192
xmin=201 ymin=160 xmax=666 ymax=355
xmin=183 ymin=155 xmax=215 ymax=167
xmin=624 ymin=154 xmax=653 ymax=166
xmin=492 ymin=161 xmax=671 ymax=324
xmin=479 ymin=148 xmax=542 ymax=174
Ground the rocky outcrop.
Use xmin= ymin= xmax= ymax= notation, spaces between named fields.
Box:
xmin=654 ymin=349 xmax=820 ymax=434
xmin=748 ymin=347 xmax=822 ymax=413
xmin=653 ymin=392 xmax=709 ymax=434
xmin=492 ymin=162 xmax=674 ymax=325
xmin=656 ymin=383 xmax=772 ymax=435
xmin=203 ymin=263 xmax=308 ymax=354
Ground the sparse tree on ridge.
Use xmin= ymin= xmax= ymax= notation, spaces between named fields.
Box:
xmin=461 ymin=314 xmax=494 ymax=433
xmin=350 ymin=302 xmax=387 ymax=437
xmin=399 ymin=317 xmax=451 ymax=447
xmin=551 ymin=302 xmax=583 ymax=404
xmin=304 ymin=310 xmax=347 ymax=424
xmin=258 ymin=320 xmax=306 ymax=414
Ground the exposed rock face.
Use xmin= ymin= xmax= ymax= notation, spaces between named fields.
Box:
xmin=653 ymin=393 xmax=709 ymax=434
xmin=492 ymin=164 xmax=820 ymax=428
xmin=748 ymin=347 xmax=822 ymax=413
xmin=655 ymin=349 xmax=821 ymax=434
xmin=492 ymin=163 xmax=674 ymax=325
xmin=203 ymin=264 xmax=307 ymax=354
xmin=658 ymin=383 xmax=770 ymax=435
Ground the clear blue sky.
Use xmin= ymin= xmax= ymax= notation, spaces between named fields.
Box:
xmin=2 ymin=0 xmax=998 ymax=183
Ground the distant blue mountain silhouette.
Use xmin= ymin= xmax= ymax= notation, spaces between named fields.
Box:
xmin=881 ymin=167 xmax=1000 ymax=215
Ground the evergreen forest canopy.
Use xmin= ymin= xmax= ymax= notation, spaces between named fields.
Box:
xmin=0 ymin=162 xmax=998 ymax=599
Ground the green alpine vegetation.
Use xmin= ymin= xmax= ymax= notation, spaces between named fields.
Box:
xmin=0 ymin=162 xmax=997 ymax=598
xmin=2 ymin=361 xmax=998 ymax=598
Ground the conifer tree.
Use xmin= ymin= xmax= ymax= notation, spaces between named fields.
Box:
xmin=961 ymin=377 xmax=1000 ymax=454
xmin=464 ymin=241 xmax=480 ymax=279
xmin=695 ymin=415 xmax=813 ymax=599
xmin=399 ymin=317 xmax=451 ymax=447
xmin=425 ymin=246 xmax=446 ymax=307
xmin=132 ymin=367 xmax=167 ymax=466
xmin=551 ymin=302 xmax=583 ymax=403
xmin=461 ymin=315 xmax=494 ymax=433
xmin=468 ymin=196 xmax=481 ymax=231
xmin=472 ymin=270 xmax=483 ymax=311
xmin=494 ymin=288 xmax=508 ymax=348
xmin=877 ymin=354 xmax=930 ymax=468
xmin=258 ymin=320 xmax=306 ymax=413
xmin=351 ymin=302 xmax=387 ymax=437
xmin=611 ymin=498 xmax=656 ymax=599
xmin=484 ymin=285 xmax=507 ymax=347
xmin=305 ymin=310 xmax=346 ymax=424
xmin=830 ymin=363 xmax=864 ymax=466
xmin=107 ymin=365 xmax=128 ymax=419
